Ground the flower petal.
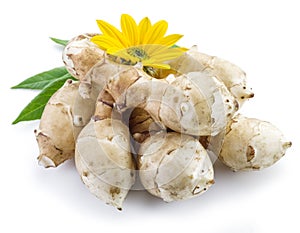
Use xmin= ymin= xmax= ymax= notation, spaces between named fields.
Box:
xmin=158 ymin=34 xmax=183 ymax=47
xmin=138 ymin=17 xmax=151 ymax=44
xmin=113 ymin=49 xmax=140 ymax=63
xmin=143 ymin=61 xmax=170 ymax=69
xmin=150 ymin=48 xmax=185 ymax=62
xmin=92 ymin=15 xmax=186 ymax=70
xmin=106 ymin=47 xmax=124 ymax=54
xmin=141 ymin=44 xmax=167 ymax=56
xmin=91 ymin=35 xmax=124 ymax=51
xmin=144 ymin=20 xmax=168 ymax=44
xmin=96 ymin=20 xmax=129 ymax=47
xmin=121 ymin=14 xmax=139 ymax=46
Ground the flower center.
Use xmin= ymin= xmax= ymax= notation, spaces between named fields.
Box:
xmin=127 ymin=47 xmax=149 ymax=60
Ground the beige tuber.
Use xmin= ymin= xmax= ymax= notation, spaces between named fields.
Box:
xmin=75 ymin=84 xmax=135 ymax=210
xmin=33 ymin=32 xmax=291 ymax=209
xmin=170 ymin=46 xmax=254 ymax=107
xmin=138 ymin=132 xmax=214 ymax=202
xmin=219 ymin=114 xmax=292 ymax=171
xmin=35 ymin=79 xmax=95 ymax=168
xmin=62 ymin=34 xmax=104 ymax=81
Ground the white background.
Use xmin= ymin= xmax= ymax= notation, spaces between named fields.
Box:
xmin=1 ymin=0 xmax=299 ymax=232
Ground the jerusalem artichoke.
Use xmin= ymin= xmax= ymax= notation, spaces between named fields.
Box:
xmin=219 ymin=114 xmax=292 ymax=171
xmin=170 ymin=47 xmax=254 ymax=107
xmin=36 ymin=79 xmax=95 ymax=168
xmin=138 ymin=132 xmax=214 ymax=202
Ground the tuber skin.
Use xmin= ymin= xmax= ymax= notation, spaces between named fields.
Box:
xmin=36 ymin=79 xmax=96 ymax=168
xmin=138 ymin=132 xmax=214 ymax=202
xmin=103 ymin=66 xmax=238 ymax=137
xmin=51 ymin=34 xmax=290 ymax=208
xmin=126 ymin=101 xmax=215 ymax=202
xmin=74 ymin=62 xmax=219 ymax=204
xmin=100 ymin=66 xmax=217 ymax=201
xmin=169 ymin=46 xmax=254 ymax=107
xmin=63 ymin=35 xmax=239 ymax=137
xmin=219 ymin=114 xmax=292 ymax=171
xmin=75 ymin=119 xmax=135 ymax=210
xmin=129 ymin=107 xmax=164 ymax=144
xmin=159 ymin=72 xmax=238 ymax=136
xmin=79 ymin=58 xmax=127 ymax=100
xmin=75 ymin=88 xmax=135 ymax=210
xmin=62 ymin=33 xmax=104 ymax=81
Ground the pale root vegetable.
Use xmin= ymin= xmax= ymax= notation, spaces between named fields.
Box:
xmin=62 ymin=34 xmax=132 ymax=100
xmin=169 ymin=46 xmax=254 ymax=107
xmin=56 ymin=34 xmax=291 ymax=208
xmin=79 ymin=58 xmax=127 ymax=99
xmin=105 ymin=66 xmax=238 ymax=136
xmin=219 ymin=114 xmax=292 ymax=171
xmin=75 ymin=119 xmax=135 ymax=210
xmin=62 ymin=33 xmax=104 ymax=81
xmin=138 ymin=132 xmax=214 ymax=202
xmin=104 ymin=66 xmax=218 ymax=200
xmin=158 ymin=72 xmax=238 ymax=136
xmin=75 ymin=63 xmax=220 ymax=204
xmin=75 ymin=87 xmax=135 ymax=210
xmin=36 ymin=80 xmax=95 ymax=168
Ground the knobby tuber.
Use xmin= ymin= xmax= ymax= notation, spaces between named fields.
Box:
xmin=138 ymin=132 xmax=214 ymax=202
xmin=34 ymin=32 xmax=291 ymax=209
xmin=170 ymin=46 xmax=254 ymax=107
xmin=75 ymin=85 xmax=135 ymax=210
xmin=219 ymin=114 xmax=292 ymax=171
xmin=36 ymin=79 xmax=95 ymax=168
xmin=75 ymin=63 xmax=222 ymax=207
xmin=63 ymin=34 xmax=104 ymax=81
xmin=75 ymin=119 xmax=135 ymax=210
xmin=107 ymin=66 xmax=237 ymax=137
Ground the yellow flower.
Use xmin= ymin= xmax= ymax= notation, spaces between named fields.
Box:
xmin=91 ymin=14 xmax=186 ymax=70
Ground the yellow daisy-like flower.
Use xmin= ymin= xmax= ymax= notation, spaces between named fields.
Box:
xmin=91 ymin=14 xmax=186 ymax=70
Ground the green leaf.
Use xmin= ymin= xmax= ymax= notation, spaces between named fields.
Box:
xmin=11 ymin=67 xmax=69 ymax=90
xmin=12 ymin=74 xmax=72 ymax=124
xmin=50 ymin=37 xmax=69 ymax=46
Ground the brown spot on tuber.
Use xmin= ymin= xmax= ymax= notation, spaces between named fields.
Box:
xmin=234 ymin=100 xmax=239 ymax=111
xmin=283 ymin=141 xmax=292 ymax=149
xmin=82 ymin=171 xmax=89 ymax=177
xmin=249 ymin=93 xmax=254 ymax=98
xmin=207 ymin=180 xmax=215 ymax=185
xmin=199 ymin=136 xmax=211 ymax=149
xmin=110 ymin=186 xmax=121 ymax=199
xmin=173 ymin=96 xmax=179 ymax=103
xmin=246 ymin=145 xmax=255 ymax=162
